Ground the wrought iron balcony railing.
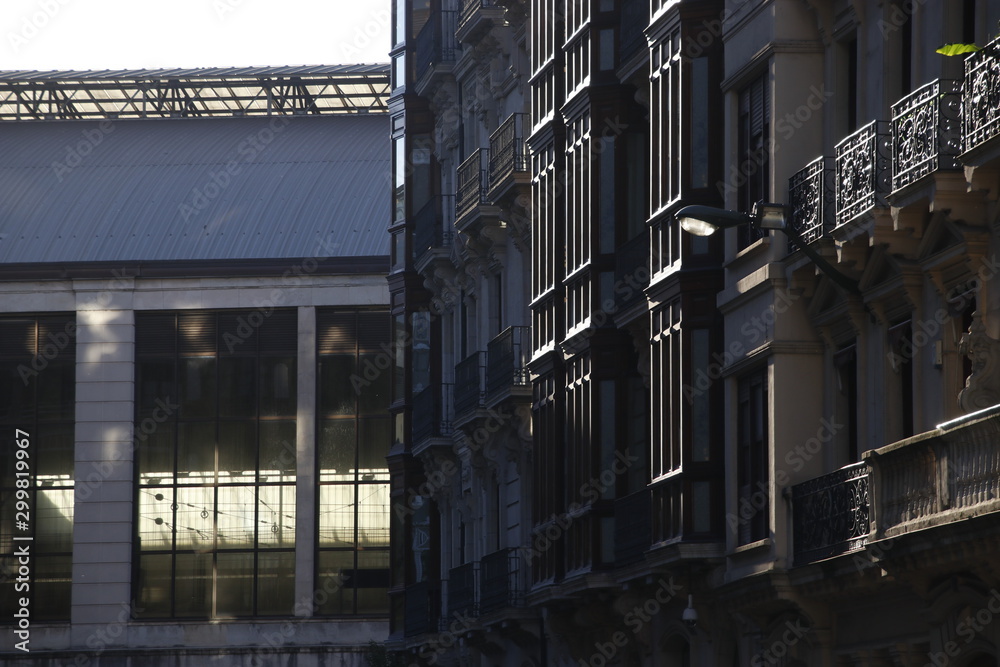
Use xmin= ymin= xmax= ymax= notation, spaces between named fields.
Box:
xmin=413 ymin=195 xmax=456 ymax=262
xmin=489 ymin=113 xmax=529 ymax=189
xmin=963 ymin=36 xmax=1000 ymax=153
xmin=457 ymin=148 xmax=490 ymax=223
xmin=404 ymin=581 xmax=440 ymax=637
xmin=891 ymin=78 xmax=961 ymax=192
xmin=619 ymin=0 xmax=647 ymax=62
xmin=412 ymin=383 xmax=455 ymax=444
xmin=447 ymin=561 xmax=479 ymax=617
xmin=486 ymin=326 xmax=530 ymax=400
xmin=479 ymin=548 xmax=520 ymax=614
xmin=835 ymin=120 xmax=891 ymax=227
xmin=865 ymin=405 xmax=1000 ymax=540
xmin=791 ymin=462 xmax=870 ymax=566
xmin=414 ymin=10 xmax=458 ymax=82
xmin=615 ymin=487 xmax=651 ymax=564
xmin=788 ymin=156 xmax=834 ymax=246
xmin=454 ymin=351 xmax=486 ymax=416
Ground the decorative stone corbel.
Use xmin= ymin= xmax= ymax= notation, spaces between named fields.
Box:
xmin=958 ymin=313 xmax=1000 ymax=413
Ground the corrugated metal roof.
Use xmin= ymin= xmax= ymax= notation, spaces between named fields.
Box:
xmin=0 ymin=65 xmax=390 ymax=81
xmin=0 ymin=115 xmax=389 ymax=264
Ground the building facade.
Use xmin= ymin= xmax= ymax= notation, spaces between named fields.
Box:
xmin=0 ymin=68 xmax=395 ymax=666
xmin=390 ymin=0 xmax=1000 ymax=665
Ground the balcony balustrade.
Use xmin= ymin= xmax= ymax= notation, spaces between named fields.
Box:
xmin=963 ymin=36 xmax=1000 ymax=154
xmin=891 ymin=78 xmax=961 ymax=192
xmin=447 ymin=561 xmax=479 ymax=617
xmin=488 ymin=113 xmax=529 ymax=196
xmin=615 ymin=487 xmax=651 ymax=564
xmin=405 ymin=581 xmax=440 ymax=637
xmin=454 ymin=351 xmax=486 ymax=417
xmin=788 ymin=156 xmax=834 ymax=245
xmin=412 ymin=383 xmax=455 ymax=445
xmin=456 ymin=148 xmax=491 ymax=226
xmin=413 ymin=195 xmax=455 ymax=264
xmin=835 ymin=120 xmax=891 ymax=227
xmin=414 ymin=10 xmax=458 ymax=83
xmin=791 ymin=462 xmax=870 ymax=566
xmin=486 ymin=326 xmax=530 ymax=401
xmin=479 ymin=548 xmax=520 ymax=614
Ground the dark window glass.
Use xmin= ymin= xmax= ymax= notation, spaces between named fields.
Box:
xmin=737 ymin=368 xmax=768 ymax=544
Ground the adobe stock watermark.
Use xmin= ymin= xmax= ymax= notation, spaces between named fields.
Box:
xmin=751 ymin=619 xmax=811 ymax=666
xmin=51 ymin=121 xmax=116 ymax=182
xmin=926 ymin=589 xmax=1000 ymax=667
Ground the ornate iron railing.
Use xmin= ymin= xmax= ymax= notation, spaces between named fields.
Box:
xmin=414 ymin=10 xmax=458 ymax=82
xmin=457 ymin=148 xmax=490 ymax=221
xmin=479 ymin=548 xmax=520 ymax=614
xmin=404 ymin=581 xmax=440 ymax=637
xmin=619 ymin=0 xmax=647 ymax=62
xmin=459 ymin=0 xmax=495 ymax=34
xmin=413 ymin=195 xmax=455 ymax=261
xmin=788 ymin=156 xmax=834 ymax=245
xmin=412 ymin=383 xmax=455 ymax=444
xmin=447 ymin=561 xmax=479 ymax=617
xmin=486 ymin=326 xmax=530 ymax=399
xmin=891 ymin=78 xmax=961 ymax=191
xmin=454 ymin=351 xmax=486 ymax=416
xmin=835 ymin=120 xmax=891 ymax=227
xmin=866 ymin=405 xmax=1000 ymax=539
xmin=615 ymin=487 xmax=651 ymax=564
xmin=489 ymin=113 xmax=529 ymax=187
xmin=791 ymin=462 xmax=870 ymax=566
xmin=964 ymin=36 xmax=1000 ymax=153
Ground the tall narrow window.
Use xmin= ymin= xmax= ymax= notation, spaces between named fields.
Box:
xmin=737 ymin=368 xmax=768 ymax=545
xmin=888 ymin=321 xmax=914 ymax=440
xmin=0 ymin=315 xmax=75 ymax=623
xmin=737 ymin=71 xmax=770 ymax=249
xmin=834 ymin=345 xmax=859 ymax=463
xmin=134 ymin=310 xmax=298 ymax=619
xmin=317 ymin=309 xmax=391 ymax=615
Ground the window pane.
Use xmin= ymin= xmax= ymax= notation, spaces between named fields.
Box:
xmin=318 ymin=420 xmax=357 ymax=482
xmin=317 ymin=550 xmax=355 ymax=615
xmin=355 ymin=550 xmax=390 ymax=614
xmin=36 ymin=358 xmax=75 ymax=421
xmin=179 ymin=357 xmax=216 ymax=419
xmin=358 ymin=417 xmax=390 ymax=481
xmin=216 ymin=552 xmax=254 ymax=617
xmin=176 ymin=486 xmax=215 ymax=551
xmin=260 ymin=356 xmax=296 ymax=417
xmin=33 ymin=555 xmax=72 ymax=621
xmin=178 ymin=422 xmax=215 ymax=482
xmin=36 ymin=423 xmax=74 ymax=484
xmin=320 ymin=355 xmax=357 ymax=416
xmin=137 ymin=360 xmax=175 ymax=419
xmin=319 ymin=485 xmax=356 ymax=548
xmin=358 ymin=353 xmax=389 ymax=415
xmin=257 ymin=485 xmax=296 ymax=548
xmin=358 ymin=483 xmax=390 ymax=547
xmin=174 ymin=553 xmax=212 ymax=617
xmin=0 ymin=360 xmax=34 ymax=422
xmin=138 ymin=422 xmax=175 ymax=485
xmin=35 ymin=488 xmax=74 ymax=552
xmin=218 ymin=421 xmax=256 ymax=484
xmin=260 ymin=421 xmax=296 ymax=483
xmin=257 ymin=551 xmax=295 ymax=615
xmin=137 ymin=553 xmax=173 ymax=617
xmin=216 ymin=486 xmax=256 ymax=549
xmin=138 ymin=488 xmax=174 ymax=551
xmin=219 ymin=356 xmax=256 ymax=418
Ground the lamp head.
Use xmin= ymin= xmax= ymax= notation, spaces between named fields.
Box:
xmin=754 ymin=202 xmax=789 ymax=231
xmin=675 ymin=205 xmax=754 ymax=236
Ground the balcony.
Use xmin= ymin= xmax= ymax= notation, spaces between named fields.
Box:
xmin=963 ymin=36 xmax=1000 ymax=155
xmin=890 ymin=78 xmax=961 ymax=193
xmin=412 ymin=383 xmax=455 ymax=446
xmin=865 ymin=405 xmax=1000 ymax=541
xmin=413 ymin=195 xmax=455 ymax=271
xmin=457 ymin=0 xmax=505 ymax=44
xmin=835 ymin=120 xmax=891 ymax=227
xmin=456 ymin=148 xmax=492 ymax=230
xmin=488 ymin=113 xmax=530 ymax=203
xmin=454 ymin=351 xmax=486 ymax=419
xmin=615 ymin=488 xmax=651 ymax=565
xmin=404 ymin=581 xmax=440 ymax=637
xmin=447 ymin=561 xmax=479 ymax=617
xmin=790 ymin=462 xmax=870 ymax=566
xmin=414 ymin=10 xmax=458 ymax=85
xmin=486 ymin=326 xmax=530 ymax=404
xmin=788 ymin=156 xmax=834 ymax=246
xmin=479 ymin=548 xmax=521 ymax=614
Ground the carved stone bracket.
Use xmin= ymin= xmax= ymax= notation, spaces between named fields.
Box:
xmin=958 ymin=313 xmax=1000 ymax=412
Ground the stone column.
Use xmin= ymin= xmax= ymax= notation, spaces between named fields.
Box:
xmin=295 ymin=306 xmax=317 ymax=616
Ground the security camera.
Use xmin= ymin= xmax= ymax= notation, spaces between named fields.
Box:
xmin=682 ymin=595 xmax=698 ymax=628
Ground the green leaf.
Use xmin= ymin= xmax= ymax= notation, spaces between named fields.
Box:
xmin=936 ymin=43 xmax=982 ymax=56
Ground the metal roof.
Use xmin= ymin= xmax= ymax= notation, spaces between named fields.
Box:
xmin=0 ymin=65 xmax=391 ymax=120
xmin=0 ymin=114 xmax=389 ymax=265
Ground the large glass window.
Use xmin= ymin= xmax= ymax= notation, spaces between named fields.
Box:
xmin=0 ymin=315 xmax=75 ymax=623
xmin=317 ymin=309 xmax=391 ymax=615
xmin=134 ymin=310 xmax=297 ymax=618
xmin=737 ymin=367 xmax=768 ymax=545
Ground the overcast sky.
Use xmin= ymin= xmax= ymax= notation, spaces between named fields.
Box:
xmin=1 ymin=0 xmax=390 ymax=71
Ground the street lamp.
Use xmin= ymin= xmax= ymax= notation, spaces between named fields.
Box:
xmin=676 ymin=201 xmax=860 ymax=296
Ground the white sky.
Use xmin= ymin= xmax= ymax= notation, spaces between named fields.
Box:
xmin=0 ymin=0 xmax=391 ymax=71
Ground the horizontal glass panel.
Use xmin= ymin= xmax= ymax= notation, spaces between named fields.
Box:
xmin=35 ymin=423 xmax=75 ymax=484
xmin=358 ymin=483 xmax=390 ymax=547
xmin=137 ymin=553 xmax=172 ymax=618
xmin=317 ymin=550 xmax=355 ymax=615
xmin=180 ymin=357 xmax=216 ymax=419
xmin=216 ymin=486 xmax=257 ymax=549
xmin=257 ymin=485 xmax=295 ymax=548
xmin=318 ymin=420 xmax=356 ymax=482
xmin=178 ymin=422 xmax=215 ymax=482
xmin=33 ymin=555 xmax=72 ymax=621
xmin=138 ymin=423 xmax=176 ymax=485
xmin=319 ymin=485 xmax=356 ymax=548
xmin=357 ymin=353 xmax=389 ymax=416
xmin=260 ymin=356 xmax=296 ymax=417
xmin=138 ymin=488 xmax=174 ymax=551
xmin=358 ymin=417 xmax=390 ymax=481
xmin=320 ymin=354 xmax=357 ymax=416
xmin=216 ymin=552 xmax=254 ymax=617
xmin=136 ymin=360 xmax=175 ymax=419
xmin=174 ymin=552 xmax=212 ymax=617
xmin=260 ymin=421 xmax=296 ymax=482
xmin=218 ymin=421 xmax=256 ymax=484
xmin=257 ymin=551 xmax=295 ymax=616
xmin=175 ymin=486 xmax=215 ymax=550
xmin=34 ymin=488 xmax=73 ymax=553
xmin=219 ymin=356 xmax=256 ymax=418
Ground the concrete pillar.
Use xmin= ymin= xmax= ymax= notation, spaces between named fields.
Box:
xmin=71 ymin=280 xmax=135 ymax=647
xmin=295 ymin=306 xmax=317 ymax=616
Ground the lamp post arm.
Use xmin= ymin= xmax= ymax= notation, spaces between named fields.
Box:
xmin=777 ymin=225 xmax=861 ymax=296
